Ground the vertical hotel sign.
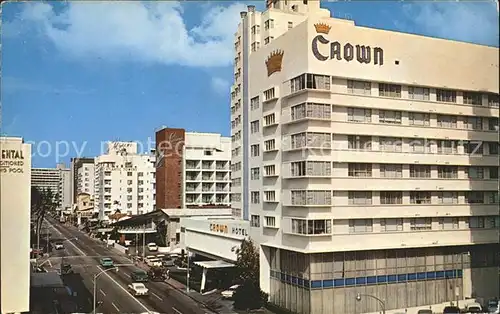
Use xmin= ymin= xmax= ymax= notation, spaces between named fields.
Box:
xmin=0 ymin=149 xmax=25 ymax=174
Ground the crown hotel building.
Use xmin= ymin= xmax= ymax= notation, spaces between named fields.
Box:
xmin=230 ymin=1 xmax=499 ymax=313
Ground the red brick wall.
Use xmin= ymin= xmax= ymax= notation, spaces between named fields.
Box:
xmin=155 ymin=128 xmax=185 ymax=209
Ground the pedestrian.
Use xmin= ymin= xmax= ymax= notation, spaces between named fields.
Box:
xmin=166 ymin=269 xmax=170 ymax=280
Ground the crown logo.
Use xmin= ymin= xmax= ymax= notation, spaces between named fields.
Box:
xmin=265 ymin=50 xmax=284 ymax=77
xmin=314 ymin=23 xmax=331 ymax=34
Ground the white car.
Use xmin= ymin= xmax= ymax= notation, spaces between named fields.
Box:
xmin=146 ymin=258 xmax=162 ymax=267
xmin=147 ymin=243 xmax=158 ymax=252
xmin=221 ymin=285 xmax=239 ymax=298
xmin=54 ymin=242 xmax=64 ymax=250
xmin=128 ymin=283 xmax=149 ymax=296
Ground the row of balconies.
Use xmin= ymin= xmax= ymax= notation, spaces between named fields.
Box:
xmin=185 ymin=160 xmax=230 ymax=170
xmin=185 ymin=173 xmax=231 ymax=181
xmin=185 ymin=197 xmax=230 ymax=204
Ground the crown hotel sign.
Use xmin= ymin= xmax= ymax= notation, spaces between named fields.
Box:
xmin=312 ymin=23 xmax=384 ymax=65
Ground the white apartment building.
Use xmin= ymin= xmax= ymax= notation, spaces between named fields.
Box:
xmin=95 ymin=142 xmax=156 ymax=218
xmin=231 ymin=1 xmax=499 ymax=313
xmin=184 ymin=132 xmax=232 ymax=207
xmin=70 ymin=157 xmax=95 ymax=204
xmin=0 ymin=137 xmax=31 ymax=313
xmin=31 ymin=163 xmax=72 ymax=210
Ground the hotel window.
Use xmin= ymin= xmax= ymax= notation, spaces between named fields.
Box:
xmin=290 ymin=73 xmax=331 ymax=93
xmin=466 ymin=167 xmax=484 ymax=179
xmin=378 ymin=83 xmax=401 ymax=98
xmin=438 ymin=217 xmax=459 ymax=230
xmin=264 ymin=165 xmax=276 ymax=176
xmin=292 ymin=219 xmax=332 ymax=235
xmin=380 ymin=164 xmax=403 ymax=178
xmin=264 ymin=113 xmax=276 ymax=126
xmin=250 ymin=120 xmax=260 ymax=133
xmin=437 ymin=192 xmax=458 ymax=204
xmin=410 ymin=191 xmax=431 ymax=204
xmin=291 ymin=133 xmax=306 ymax=149
xmin=264 ymin=36 xmax=274 ymax=45
xmin=469 ymin=217 xmax=485 ymax=229
xmin=409 ymin=138 xmax=430 ymax=153
xmin=437 ymin=140 xmax=458 ymax=154
xmin=291 ymin=190 xmax=332 ymax=206
xmin=264 ymin=191 xmax=276 ymax=202
xmin=410 ymin=218 xmax=432 ymax=230
xmin=348 ymin=135 xmax=372 ymax=150
xmin=489 ymin=167 xmax=499 ymax=179
xmin=127 ymin=172 xmax=133 ymax=176
xmin=380 ymin=191 xmax=403 ymax=205
xmin=463 ymin=116 xmax=483 ymax=130
xmin=251 ymin=25 xmax=260 ymax=35
xmin=379 ymin=110 xmax=401 ymax=124
xmin=348 ymin=107 xmax=371 ymax=122
xmin=487 ymin=191 xmax=499 ymax=203
xmin=488 ymin=142 xmax=499 ymax=155
xmin=251 ymin=41 xmax=261 ymax=52
xmin=463 ymin=141 xmax=483 ymax=155
xmin=347 ymin=80 xmax=371 ymax=95
xmin=291 ymin=102 xmax=331 ymax=120
xmin=264 ymin=139 xmax=276 ymax=151
xmin=251 ymin=191 xmax=260 ymax=204
xmin=436 ymin=89 xmax=456 ymax=103
xmin=251 ymin=215 xmax=260 ymax=227
xmin=251 ymin=167 xmax=260 ymax=180
xmin=251 ymin=144 xmax=260 ymax=157
xmin=348 ymin=191 xmax=372 ymax=205
xmin=465 ymin=191 xmax=484 ymax=204
xmin=408 ymin=112 xmax=430 ymax=126
xmin=263 ymin=88 xmax=275 ymax=100
xmin=265 ymin=216 xmax=276 ymax=227
xmin=250 ymin=96 xmax=259 ymax=110
xmin=348 ymin=163 xmax=372 ymax=177
xmin=288 ymin=21 xmax=293 ymax=29
xmin=380 ymin=218 xmax=403 ymax=232
xmin=291 ymin=161 xmax=331 ymax=177
xmin=438 ymin=166 xmax=458 ymax=179
xmin=488 ymin=118 xmax=499 ymax=131
xmin=488 ymin=93 xmax=499 ymax=108
xmin=408 ymin=86 xmax=430 ymax=100
xmin=437 ymin=115 xmax=457 ymax=128
xmin=127 ymin=180 xmax=133 ymax=185
xmin=463 ymin=91 xmax=483 ymax=106
xmin=308 ymin=132 xmax=331 ymax=148
xmin=348 ymin=219 xmax=373 ymax=233
xmin=264 ymin=19 xmax=274 ymax=30
xmin=379 ymin=137 xmax=402 ymax=152
xmin=486 ymin=216 xmax=500 ymax=228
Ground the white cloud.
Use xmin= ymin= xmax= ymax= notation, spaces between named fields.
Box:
xmin=211 ymin=77 xmax=230 ymax=95
xmin=398 ymin=2 xmax=499 ymax=47
xmin=15 ymin=1 xmax=248 ymax=67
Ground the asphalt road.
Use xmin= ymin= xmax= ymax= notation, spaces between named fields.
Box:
xmin=45 ymin=217 xmax=213 ymax=314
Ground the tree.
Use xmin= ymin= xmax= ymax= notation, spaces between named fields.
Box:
xmin=31 ymin=187 xmax=59 ymax=247
xmin=233 ymin=239 xmax=269 ymax=310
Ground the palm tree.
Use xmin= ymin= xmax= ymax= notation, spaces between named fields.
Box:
xmin=31 ymin=187 xmax=60 ymax=250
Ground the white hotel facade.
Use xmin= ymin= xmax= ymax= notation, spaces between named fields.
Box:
xmin=230 ymin=1 xmax=499 ymax=313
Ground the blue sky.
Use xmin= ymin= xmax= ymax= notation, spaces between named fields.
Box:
xmin=1 ymin=1 xmax=498 ymax=168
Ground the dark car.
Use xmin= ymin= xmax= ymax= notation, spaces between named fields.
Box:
xmin=130 ymin=270 xmax=149 ymax=282
xmin=148 ymin=267 xmax=167 ymax=282
xmin=442 ymin=306 xmax=460 ymax=314
xmin=417 ymin=310 xmax=433 ymax=314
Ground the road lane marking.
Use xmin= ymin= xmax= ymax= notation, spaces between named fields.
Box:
xmin=172 ymin=307 xmax=182 ymax=314
xmin=100 ymin=289 xmax=106 ymax=296
xmin=111 ymin=302 xmax=120 ymax=312
xmin=47 ymin=220 xmax=153 ymax=313
xmin=152 ymin=292 xmax=162 ymax=301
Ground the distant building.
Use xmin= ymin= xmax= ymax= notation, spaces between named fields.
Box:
xmin=0 ymin=136 xmax=31 ymax=313
xmin=94 ymin=142 xmax=156 ymax=218
xmin=155 ymin=128 xmax=232 ymax=209
xmin=31 ymin=163 xmax=72 ymax=210
xmin=70 ymin=157 xmax=95 ymax=204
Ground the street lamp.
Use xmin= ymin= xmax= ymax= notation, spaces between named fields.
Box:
xmin=355 ymin=293 xmax=386 ymax=314
xmin=93 ymin=267 xmax=119 ymax=313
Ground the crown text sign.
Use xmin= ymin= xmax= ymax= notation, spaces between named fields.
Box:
xmin=312 ymin=23 xmax=384 ymax=65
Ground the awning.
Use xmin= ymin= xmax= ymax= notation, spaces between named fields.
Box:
xmin=193 ymin=260 xmax=235 ymax=269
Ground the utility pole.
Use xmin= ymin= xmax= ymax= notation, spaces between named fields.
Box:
xmin=186 ymin=247 xmax=190 ymax=293
xmin=142 ymin=224 xmax=146 ymax=259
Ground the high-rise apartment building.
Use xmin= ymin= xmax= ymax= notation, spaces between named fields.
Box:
xmin=231 ymin=1 xmax=499 ymax=313
xmin=156 ymin=127 xmax=231 ymax=209
xmin=70 ymin=157 xmax=95 ymax=204
xmin=31 ymin=163 xmax=72 ymax=210
xmin=94 ymin=142 xmax=156 ymax=218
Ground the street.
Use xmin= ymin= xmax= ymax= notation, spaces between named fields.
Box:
xmin=43 ymin=216 xmax=213 ymax=314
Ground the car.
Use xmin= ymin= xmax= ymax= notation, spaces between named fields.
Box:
xmin=146 ymin=258 xmax=162 ymax=267
xmin=54 ymin=242 xmax=64 ymax=250
xmin=147 ymin=243 xmax=158 ymax=252
xmin=130 ymin=270 xmax=149 ymax=282
xmin=417 ymin=310 xmax=433 ymax=314
xmin=128 ymin=283 xmax=149 ymax=296
xmin=487 ymin=299 xmax=500 ymax=314
xmin=442 ymin=306 xmax=460 ymax=314
xmin=464 ymin=302 xmax=482 ymax=313
xmin=99 ymin=257 xmax=114 ymax=268
xmin=221 ymin=284 xmax=240 ymax=299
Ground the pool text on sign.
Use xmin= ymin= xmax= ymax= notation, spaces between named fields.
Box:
xmin=210 ymin=223 xmax=248 ymax=236
xmin=0 ymin=150 xmax=25 ymax=174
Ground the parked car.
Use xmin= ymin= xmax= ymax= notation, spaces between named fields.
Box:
xmin=417 ymin=310 xmax=433 ymax=314
xmin=148 ymin=267 xmax=167 ymax=282
xmin=99 ymin=257 xmax=114 ymax=268
xmin=464 ymin=302 xmax=482 ymax=313
xmin=442 ymin=306 xmax=460 ymax=313
xmin=128 ymin=283 xmax=149 ymax=297
xmin=147 ymin=243 xmax=158 ymax=252
xmin=54 ymin=242 xmax=64 ymax=250
xmin=487 ymin=299 xmax=500 ymax=313
xmin=130 ymin=270 xmax=149 ymax=282
xmin=146 ymin=258 xmax=162 ymax=267
xmin=221 ymin=285 xmax=240 ymax=299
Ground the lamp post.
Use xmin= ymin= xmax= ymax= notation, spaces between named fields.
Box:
xmin=355 ymin=293 xmax=386 ymax=314
xmin=186 ymin=248 xmax=190 ymax=293
xmin=93 ymin=267 xmax=119 ymax=313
